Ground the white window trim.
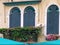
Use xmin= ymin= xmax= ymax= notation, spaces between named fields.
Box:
xmin=44 ymin=3 xmax=60 ymax=36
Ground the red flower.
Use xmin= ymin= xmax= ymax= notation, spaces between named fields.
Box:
xmin=46 ymin=34 xmax=51 ymax=40
xmin=46 ymin=34 xmax=59 ymax=41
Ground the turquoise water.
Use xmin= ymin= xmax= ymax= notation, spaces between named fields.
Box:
xmin=29 ymin=40 xmax=60 ymax=45
xmin=0 ymin=38 xmax=60 ymax=45
xmin=0 ymin=38 xmax=25 ymax=45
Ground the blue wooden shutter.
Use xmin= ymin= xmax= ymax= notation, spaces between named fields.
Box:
xmin=47 ymin=5 xmax=59 ymax=34
xmin=24 ymin=6 xmax=35 ymax=27
xmin=9 ymin=7 xmax=21 ymax=28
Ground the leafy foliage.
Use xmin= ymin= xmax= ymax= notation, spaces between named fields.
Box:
xmin=0 ymin=27 xmax=42 ymax=42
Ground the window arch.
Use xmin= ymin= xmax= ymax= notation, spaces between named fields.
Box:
xmin=23 ymin=6 xmax=35 ymax=27
xmin=47 ymin=5 xmax=59 ymax=34
xmin=9 ymin=7 xmax=21 ymax=28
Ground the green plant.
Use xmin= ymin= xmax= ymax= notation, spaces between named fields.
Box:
xmin=0 ymin=27 xmax=42 ymax=42
xmin=0 ymin=28 xmax=8 ymax=37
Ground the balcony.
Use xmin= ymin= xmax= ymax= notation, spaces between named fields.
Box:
xmin=3 ymin=0 xmax=42 ymax=6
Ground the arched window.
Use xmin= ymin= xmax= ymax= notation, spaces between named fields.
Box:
xmin=23 ymin=6 xmax=35 ymax=27
xmin=47 ymin=5 xmax=59 ymax=34
xmin=9 ymin=7 xmax=21 ymax=28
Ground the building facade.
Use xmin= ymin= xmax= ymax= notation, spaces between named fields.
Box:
xmin=0 ymin=0 xmax=60 ymax=42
